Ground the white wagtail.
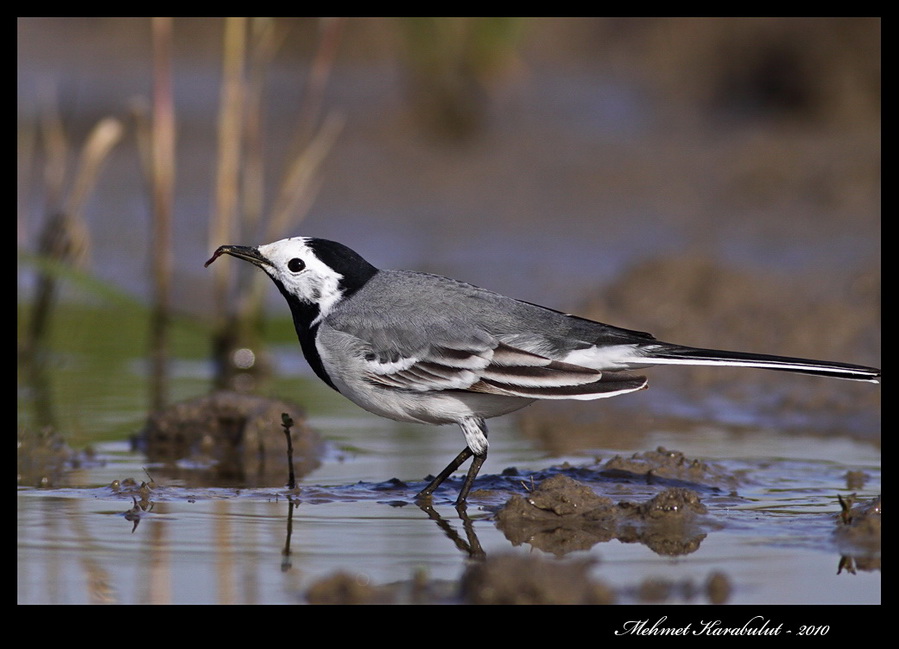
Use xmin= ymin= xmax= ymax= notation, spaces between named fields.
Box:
xmin=206 ymin=237 xmax=881 ymax=506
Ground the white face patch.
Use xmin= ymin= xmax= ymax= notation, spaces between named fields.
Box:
xmin=257 ymin=237 xmax=346 ymax=321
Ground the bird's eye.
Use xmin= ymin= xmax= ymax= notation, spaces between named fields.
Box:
xmin=288 ymin=258 xmax=305 ymax=273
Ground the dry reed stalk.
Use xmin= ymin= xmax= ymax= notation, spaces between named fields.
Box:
xmin=148 ymin=16 xmax=176 ymax=411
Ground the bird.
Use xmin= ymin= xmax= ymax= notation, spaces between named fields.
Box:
xmin=205 ymin=237 xmax=881 ymax=507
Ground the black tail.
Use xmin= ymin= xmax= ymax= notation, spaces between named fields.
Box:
xmin=645 ymin=345 xmax=881 ymax=383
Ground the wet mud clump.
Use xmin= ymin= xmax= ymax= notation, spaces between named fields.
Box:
xmin=835 ymin=494 xmax=881 ymax=574
xmin=305 ymin=569 xmax=458 ymax=605
xmin=304 ymin=555 xmax=616 ymax=605
xmin=631 ymin=571 xmax=732 ymax=604
xmin=495 ymin=475 xmax=619 ymax=555
xmin=109 ymin=476 xmax=158 ymax=532
xmin=460 ymin=553 xmax=615 ymax=605
xmin=135 ymin=390 xmax=323 ymax=485
xmin=496 ymin=474 xmax=712 ymax=557
xmin=306 ymin=572 xmax=385 ymax=605
xmin=17 ymin=427 xmax=99 ymax=487
xmin=600 ymin=446 xmax=737 ymax=489
xmin=304 ymin=549 xmax=731 ymax=605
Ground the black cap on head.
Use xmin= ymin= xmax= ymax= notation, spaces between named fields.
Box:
xmin=305 ymin=238 xmax=378 ymax=296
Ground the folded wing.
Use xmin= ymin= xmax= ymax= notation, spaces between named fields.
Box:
xmin=363 ymin=340 xmax=647 ymax=400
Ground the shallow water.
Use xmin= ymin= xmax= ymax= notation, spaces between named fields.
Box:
xmin=18 ymin=393 xmax=881 ymax=605
xmin=17 ymin=434 xmax=881 ymax=604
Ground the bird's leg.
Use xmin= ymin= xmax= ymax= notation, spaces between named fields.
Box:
xmin=454 ymin=450 xmax=487 ymax=507
xmin=416 ymin=447 xmax=473 ymax=500
xmin=416 ymin=417 xmax=489 ymax=506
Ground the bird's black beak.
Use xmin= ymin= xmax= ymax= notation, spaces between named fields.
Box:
xmin=204 ymin=244 xmax=272 ymax=269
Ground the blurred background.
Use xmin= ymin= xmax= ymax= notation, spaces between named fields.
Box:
xmin=18 ymin=17 xmax=880 ymax=446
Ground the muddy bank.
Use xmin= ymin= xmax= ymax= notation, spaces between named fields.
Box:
xmin=17 ymin=427 xmax=101 ymax=488
xmin=34 ymin=436 xmax=877 ymax=604
xmin=135 ymin=390 xmax=324 ymax=486
xmin=297 ymin=446 xmax=876 ymax=604
xmin=496 ymin=475 xmax=713 ymax=557
xmin=299 ymin=473 xmax=879 ymax=605
xmin=304 ymin=551 xmax=733 ymax=605
xmin=303 ymin=450 xmax=735 ymax=604
xmin=835 ymin=493 xmax=881 ymax=574
xmin=302 ymin=465 xmax=733 ymax=605
xmin=519 ymin=252 xmax=880 ymax=452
